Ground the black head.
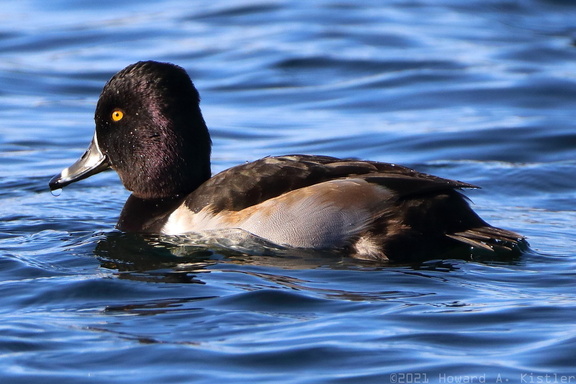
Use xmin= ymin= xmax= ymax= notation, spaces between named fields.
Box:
xmin=49 ymin=61 xmax=212 ymax=199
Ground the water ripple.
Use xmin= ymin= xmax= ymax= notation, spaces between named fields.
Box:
xmin=1 ymin=0 xmax=576 ymax=383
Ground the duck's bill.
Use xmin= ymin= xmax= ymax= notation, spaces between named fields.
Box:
xmin=49 ymin=135 xmax=110 ymax=191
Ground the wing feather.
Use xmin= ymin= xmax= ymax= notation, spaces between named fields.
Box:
xmin=184 ymin=155 xmax=476 ymax=212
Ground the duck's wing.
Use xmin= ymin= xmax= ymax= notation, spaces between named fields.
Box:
xmin=184 ymin=154 xmax=477 ymax=213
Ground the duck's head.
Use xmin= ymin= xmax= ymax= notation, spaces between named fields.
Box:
xmin=49 ymin=61 xmax=212 ymax=199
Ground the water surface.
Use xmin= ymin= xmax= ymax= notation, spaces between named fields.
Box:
xmin=1 ymin=1 xmax=576 ymax=383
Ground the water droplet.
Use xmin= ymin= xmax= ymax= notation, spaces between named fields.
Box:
xmin=51 ymin=188 xmax=62 ymax=197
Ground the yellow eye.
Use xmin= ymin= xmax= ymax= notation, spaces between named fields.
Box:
xmin=111 ymin=109 xmax=124 ymax=122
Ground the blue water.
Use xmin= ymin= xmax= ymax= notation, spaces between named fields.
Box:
xmin=1 ymin=0 xmax=576 ymax=383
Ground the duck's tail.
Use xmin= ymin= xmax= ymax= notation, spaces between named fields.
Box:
xmin=446 ymin=226 xmax=526 ymax=252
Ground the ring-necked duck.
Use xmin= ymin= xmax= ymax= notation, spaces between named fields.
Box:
xmin=49 ymin=61 xmax=526 ymax=262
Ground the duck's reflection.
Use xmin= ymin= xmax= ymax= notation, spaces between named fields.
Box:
xmin=90 ymin=230 xmax=528 ymax=323
xmin=93 ymin=229 xmax=351 ymax=282
xmin=94 ymin=229 xmax=524 ymax=286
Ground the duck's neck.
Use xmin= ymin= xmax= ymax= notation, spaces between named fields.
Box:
xmin=179 ymin=112 xmax=212 ymax=194
xmin=117 ymin=194 xmax=186 ymax=233
xmin=118 ymin=112 xmax=212 ymax=200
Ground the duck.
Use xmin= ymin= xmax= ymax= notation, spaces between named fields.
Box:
xmin=49 ymin=60 xmax=526 ymax=262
